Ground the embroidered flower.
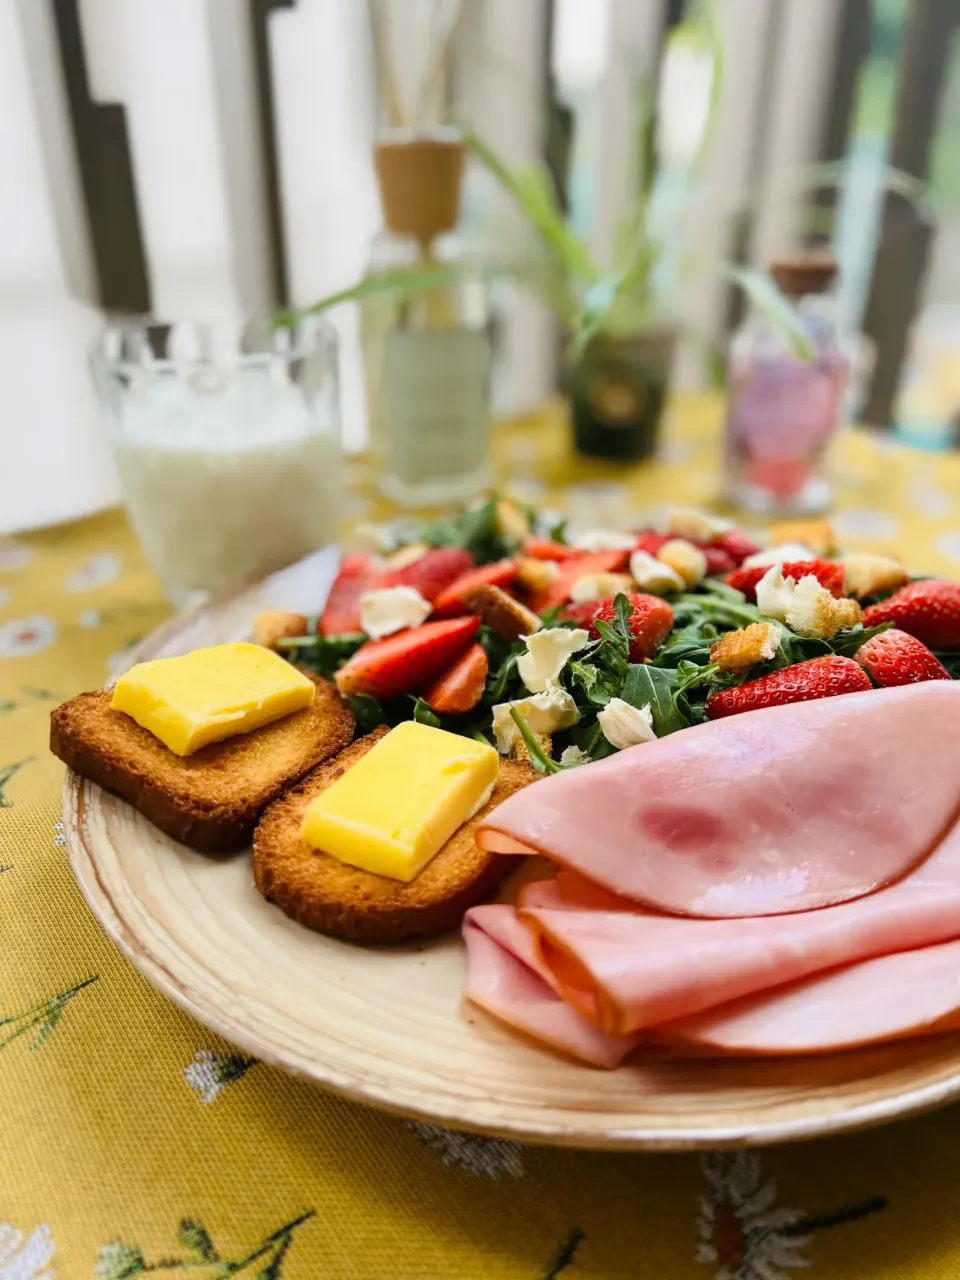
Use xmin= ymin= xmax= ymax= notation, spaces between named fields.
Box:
xmin=0 ymin=1221 xmax=56 ymax=1279
xmin=0 ymin=617 xmax=58 ymax=659
xmin=92 ymin=1241 xmax=145 ymax=1280
xmin=0 ymin=541 xmax=31 ymax=572
xmin=184 ymin=1050 xmax=258 ymax=1103
xmin=406 ymin=1121 xmax=524 ymax=1179
xmin=66 ymin=552 xmax=122 ymax=593
xmin=77 ymin=609 xmax=102 ymax=629
xmin=53 ymin=821 xmax=65 ymax=848
xmin=697 ymin=1153 xmax=809 ymax=1280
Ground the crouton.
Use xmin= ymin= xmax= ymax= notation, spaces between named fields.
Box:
xmin=663 ymin=507 xmax=731 ymax=543
xmin=252 ymin=611 xmax=310 ymax=651
xmin=514 ymin=556 xmax=559 ymax=594
xmin=842 ymin=552 xmax=909 ymax=599
xmin=710 ymin=622 xmax=781 ymax=673
xmin=769 ymin=519 xmax=836 ymax=557
xmin=465 ymin=584 xmax=542 ymax=641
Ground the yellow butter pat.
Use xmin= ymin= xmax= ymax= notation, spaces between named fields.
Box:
xmin=111 ymin=642 xmax=315 ymax=756
xmin=300 ymin=721 xmax=499 ymax=882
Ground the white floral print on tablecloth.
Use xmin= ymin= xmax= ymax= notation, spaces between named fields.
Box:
xmin=0 ymin=587 xmax=9 ymax=612
xmin=697 ymin=1152 xmax=810 ymax=1279
xmin=0 ymin=1221 xmax=56 ymax=1280
xmin=0 ymin=540 xmax=31 ymax=572
xmin=65 ymin=552 xmax=122 ymax=593
xmin=184 ymin=1049 xmax=258 ymax=1103
xmin=405 ymin=1121 xmax=524 ymax=1179
xmin=0 ymin=617 xmax=58 ymax=659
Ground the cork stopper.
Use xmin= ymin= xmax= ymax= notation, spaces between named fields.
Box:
xmin=770 ymin=251 xmax=839 ymax=298
xmin=374 ymin=130 xmax=464 ymax=249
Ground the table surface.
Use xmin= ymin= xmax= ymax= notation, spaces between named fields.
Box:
xmin=5 ymin=396 xmax=960 ymax=1279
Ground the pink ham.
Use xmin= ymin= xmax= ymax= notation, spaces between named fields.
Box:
xmin=664 ymin=938 xmax=960 ymax=1055
xmin=463 ymin=906 xmax=641 ymax=1067
xmin=477 ymin=683 xmax=960 ymax=917
xmin=518 ymin=819 xmax=960 ymax=1033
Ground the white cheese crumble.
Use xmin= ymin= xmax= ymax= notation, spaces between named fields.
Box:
xmin=559 ymin=744 xmax=588 ymax=765
xmin=662 ymin=506 xmax=731 ymax=543
xmin=629 ymin=549 xmax=685 ymax=595
xmin=742 ymin=542 xmax=815 ymax=569
xmin=570 ymin=528 xmax=637 ymax=553
xmin=657 ymin=539 xmax=708 ymax=587
xmin=359 ymin=586 xmax=431 ymax=641
xmin=569 ymin=572 xmax=635 ymax=603
xmin=597 ymin=698 xmax=656 ymax=749
xmin=491 ymin=682 xmax=581 ymax=755
xmin=517 ymin=627 xmax=591 ymax=693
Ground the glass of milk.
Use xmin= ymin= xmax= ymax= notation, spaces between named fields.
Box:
xmin=91 ymin=316 xmax=342 ymax=608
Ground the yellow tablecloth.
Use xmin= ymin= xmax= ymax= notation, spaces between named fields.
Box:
xmin=5 ymin=396 xmax=960 ymax=1279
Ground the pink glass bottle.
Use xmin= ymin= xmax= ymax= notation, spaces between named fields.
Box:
xmin=725 ymin=253 xmax=849 ymax=516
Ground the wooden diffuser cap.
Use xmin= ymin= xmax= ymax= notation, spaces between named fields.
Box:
xmin=770 ymin=251 xmax=839 ymax=297
xmin=374 ymin=133 xmax=464 ymax=247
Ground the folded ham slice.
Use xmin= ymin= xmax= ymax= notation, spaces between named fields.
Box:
xmin=517 ymin=819 xmax=960 ymax=1033
xmin=663 ymin=939 xmax=960 ymax=1055
xmin=463 ymin=905 xmax=641 ymax=1067
xmin=477 ymin=684 xmax=960 ymax=917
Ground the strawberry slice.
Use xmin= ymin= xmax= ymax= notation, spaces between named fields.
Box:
xmin=335 ymin=616 xmax=480 ymax=700
xmin=522 ymin=536 xmax=579 ymax=562
xmin=713 ymin=528 xmax=761 ymax=566
xmin=379 ymin=546 xmax=474 ymax=603
xmin=699 ymin=545 xmax=736 ymax=576
xmin=856 ymin=628 xmax=950 ymax=687
xmin=529 ymin=550 xmax=631 ymax=614
xmin=725 ymin=558 xmax=845 ymax=603
xmin=863 ymin=580 xmax=960 ymax=650
xmin=320 ymin=554 xmax=382 ymax=636
xmin=589 ymin=593 xmax=675 ymax=661
xmin=560 ymin=600 xmax=606 ymax=627
xmin=432 ymin=559 xmax=517 ymax=618
xmin=706 ymin=655 xmax=871 ymax=720
xmin=422 ymin=643 xmax=489 ymax=714
xmin=633 ymin=531 xmax=670 ymax=557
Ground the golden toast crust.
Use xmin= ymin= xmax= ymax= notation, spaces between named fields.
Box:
xmin=253 ymin=728 xmax=539 ymax=943
xmin=50 ymin=673 xmax=355 ymax=853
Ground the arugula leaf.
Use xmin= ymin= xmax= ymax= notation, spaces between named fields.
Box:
xmin=486 ymin=650 xmax=522 ymax=702
xmin=417 ymin=497 xmax=508 ymax=563
xmin=347 ymin=694 xmax=385 ymax=734
xmin=509 ymin=710 xmax=561 ymax=775
xmin=568 ymin=658 xmax=615 ymax=708
xmin=826 ymin=622 xmax=893 ymax=657
xmin=276 ymin=632 xmax=365 ymax=677
xmin=620 ymin=664 xmax=689 ymax=736
xmin=412 ymin=697 xmax=442 ymax=728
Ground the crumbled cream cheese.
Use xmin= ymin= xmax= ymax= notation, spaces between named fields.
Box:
xmin=657 ymin=539 xmax=708 ymax=587
xmin=570 ymin=528 xmax=637 ymax=553
xmin=570 ymin=572 xmax=635 ymax=603
xmin=491 ymin=682 xmax=581 ymax=755
xmin=629 ymin=549 xmax=685 ymax=595
xmin=517 ymin=627 xmax=591 ymax=693
xmin=597 ymin=698 xmax=656 ymax=749
xmin=662 ymin=507 xmax=731 ymax=543
xmin=559 ymin=744 xmax=588 ymax=765
xmin=359 ymin=586 xmax=431 ymax=640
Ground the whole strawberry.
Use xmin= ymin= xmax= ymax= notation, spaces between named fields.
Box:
xmin=590 ymin=593 xmax=674 ymax=662
xmin=706 ymin=654 xmax=871 ymax=720
xmin=863 ymin=580 xmax=960 ymax=650
xmin=725 ymin=558 xmax=845 ymax=602
xmin=856 ymin=628 xmax=950 ymax=687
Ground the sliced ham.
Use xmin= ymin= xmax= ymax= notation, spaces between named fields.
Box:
xmin=518 ymin=819 xmax=960 ymax=1033
xmin=477 ymin=683 xmax=960 ymax=917
xmin=463 ymin=906 xmax=641 ymax=1067
xmin=664 ymin=938 xmax=960 ymax=1055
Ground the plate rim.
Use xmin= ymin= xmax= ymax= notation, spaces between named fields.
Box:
xmin=58 ymin=555 xmax=960 ymax=1150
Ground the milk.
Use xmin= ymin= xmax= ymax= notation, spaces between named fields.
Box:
xmin=112 ymin=362 xmax=341 ymax=606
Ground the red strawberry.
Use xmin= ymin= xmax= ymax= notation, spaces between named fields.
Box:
xmin=725 ymin=558 xmax=845 ymax=603
xmin=700 ymin=545 xmax=736 ymax=576
xmin=560 ymin=600 xmax=606 ymax=627
xmin=379 ymin=547 xmax=474 ymax=603
xmin=589 ymin=593 xmax=675 ymax=662
xmin=432 ymin=559 xmax=517 ymax=617
xmin=713 ymin=528 xmax=761 ymax=565
xmin=422 ymin=643 xmax=489 ymax=714
xmin=529 ymin=550 xmax=631 ymax=614
xmin=633 ymin=531 xmax=670 ymax=557
xmin=320 ymin=554 xmax=382 ymax=636
xmin=706 ymin=655 xmax=872 ymax=720
xmin=522 ymin=536 xmax=579 ymax=562
xmin=863 ymin=580 xmax=960 ymax=650
xmin=335 ymin=616 xmax=480 ymax=700
xmin=856 ymin=628 xmax=950 ymax=687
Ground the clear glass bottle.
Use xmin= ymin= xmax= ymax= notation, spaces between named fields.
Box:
xmin=361 ymin=129 xmax=493 ymax=507
xmin=724 ymin=253 xmax=850 ymax=516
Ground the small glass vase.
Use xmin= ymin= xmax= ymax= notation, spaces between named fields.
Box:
xmin=568 ymin=330 xmax=675 ymax=463
xmin=91 ymin=316 xmax=342 ymax=608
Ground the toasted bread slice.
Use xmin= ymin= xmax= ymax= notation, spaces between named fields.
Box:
xmin=51 ymin=673 xmax=355 ymax=853
xmin=253 ymin=728 xmax=539 ymax=943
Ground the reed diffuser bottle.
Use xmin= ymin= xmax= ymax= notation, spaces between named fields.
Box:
xmin=362 ymin=129 xmax=492 ymax=507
